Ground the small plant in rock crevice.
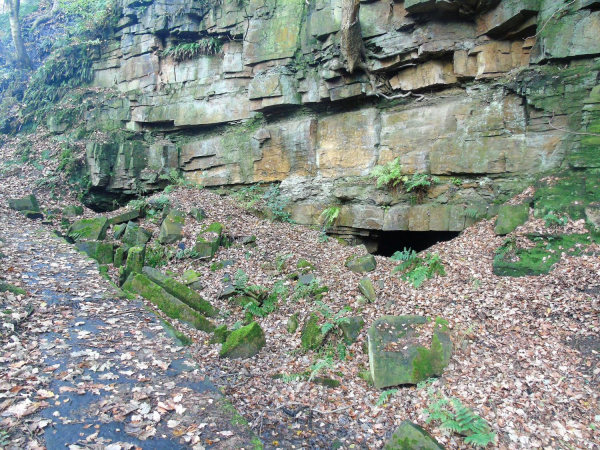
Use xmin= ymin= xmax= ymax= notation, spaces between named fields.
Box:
xmin=369 ymin=157 xmax=404 ymax=189
xmin=320 ymin=206 xmax=341 ymax=229
xmin=369 ymin=158 xmax=440 ymax=203
xmin=391 ymin=248 xmax=446 ymax=288
xmin=161 ymin=38 xmax=223 ymax=61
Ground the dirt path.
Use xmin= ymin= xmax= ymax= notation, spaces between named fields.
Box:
xmin=0 ymin=213 xmax=260 ymax=449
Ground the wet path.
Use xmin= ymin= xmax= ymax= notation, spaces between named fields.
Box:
xmin=0 ymin=218 xmax=258 ymax=449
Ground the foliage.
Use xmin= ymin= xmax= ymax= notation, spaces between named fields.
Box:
xmin=263 ymin=184 xmax=293 ymax=223
xmin=320 ymin=206 xmax=341 ymax=228
xmin=233 ymin=183 xmax=263 ymax=209
xmin=145 ymin=243 xmax=173 ymax=268
xmin=160 ymin=168 xmax=201 ymax=190
xmin=174 ymin=248 xmax=202 ymax=260
xmin=392 ymin=250 xmax=446 ymax=288
xmin=543 ymin=212 xmax=568 ymax=228
xmin=315 ymin=301 xmax=351 ymax=335
xmin=450 ymin=177 xmax=463 ymax=186
xmin=495 ymin=236 xmax=517 ymax=261
xmin=161 ymin=38 xmax=223 ymax=61
xmin=243 ymin=281 xmax=288 ymax=319
xmin=292 ymin=279 xmax=328 ymax=302
xmin=127 ymin=198 xmax=147 ymax=211
xmin=317 ymin=231 xmax=329 ymax=243
xmin=376 ymin=388 xmax=399 ymax=406
xmin=465 ymin=208 xmax=481 ymax=219
xmin=280 ymin=356 xmax=334 ymax=383
xmin=404 ymin=173 xmax=441 ymax=204
xmin=369 ymin=157 xmax=404 ymax=189
xmin=424 ymin=394 xmax=496 ymax=447
xmin=21 ymin=45 xmax=95 ymax=122
xmin=58 ymin=0 xmax=120 ymax=38
xmin=275 ymin=253 xmax=293 ymax=272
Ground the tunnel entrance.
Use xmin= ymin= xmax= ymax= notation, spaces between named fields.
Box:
xmin=372 ymin=231 xmax=461 ymax=257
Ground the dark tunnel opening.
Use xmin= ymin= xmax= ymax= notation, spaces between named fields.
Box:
xmin=373 ymin=231 xmax=461 ymax=257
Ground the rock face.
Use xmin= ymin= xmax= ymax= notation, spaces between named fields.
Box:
xmin=69 ymin=0 xmax=600 ymax=248
xmin=368 ymin=316 xmax=453 ymax=389
xmin=75 ymin=240 xmax=114 ymax=264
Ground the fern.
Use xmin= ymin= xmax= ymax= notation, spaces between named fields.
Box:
xmin=369 ymin=157 xmax=405 ymax=189
xmin=233 ymin=269 xmax=249 ymax=291
xmin=543 ymin=212 xmax=568 ymax=228
xmin=392 ymin=252 xmax=446 ymax=288
xmin=425 ymin=395 xmax=496 ymax=448
xmin=376 ymin=389 xmax=399 ymax=406
xmin=161 ymin=38 xmax=223 ymax=61
xmin=404 ymin=173 xmax=441 ymax=204
xmin=390 ymin=247 xmax=418 ymax=262
xmin=309 ymin=356 xmax=333 ymax=381
xmin=320 ymin=206 xmax=341 ymax=228
xmin=281 ymin=373 xmax=306 ymax=383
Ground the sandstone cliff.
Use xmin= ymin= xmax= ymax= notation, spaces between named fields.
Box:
xmin=74 ymin=0 xmax=600 ymax=244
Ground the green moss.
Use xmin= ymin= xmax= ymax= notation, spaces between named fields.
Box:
xmin=68 ymin=217 xmax=108 ymax=241
xmin=210 ymin=324 xmax=231 ymax=344
xmin=297 ymin=259 xmax=316 ymax=272
xmin=0 ymin=283 xmax=26 ymax=295
xmin=123 ymin=273 xmax=215 ymax=332
xmin=412 ymin=334 xmax=445 ymax=382
xmin=301 ymin=313 xmax=325 ymax=350
xmin=219 ymin=321 xmax=266 ymax=358
xmin=494 ymin=204 xmax=529 ymax=235
xmin=534 ymin=173 xmax=588 ymax=220
xmin=494 ymin=233 xmax=597 ymax=277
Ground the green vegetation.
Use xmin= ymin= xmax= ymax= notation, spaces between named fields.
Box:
xmin=450 ymin=177 xmax=462 ymax=186
xmin=160 ymin=168 xmax=201 ymax=192
xmin=424 ymin=394 xmax=496 ymax=447
xmin=263 ymin=184 xmax=293 ymax=223
xmin=369 ymin=157 xmax=404 ymax=189
xmin=376 ymin=388 xmax=399 ymax=406
xmin=232 ymin=183 xmax=263 ymax=209
xmin=320 ymin=206 xmax=341 ymax=228
xmin=292 ymin=279 xmax=328 ymax=301
xmin=391 ymin=249 xmax=446 ymax=288
xmin=493 ymin=233 xmax=597 ymax=277
xmin=161 ymin=38 xmax=223 ymax=61
xmin=543 ymin=212 xmax=568 ymax=228
xmin=369 ymin=159 xmax=440 ymax=203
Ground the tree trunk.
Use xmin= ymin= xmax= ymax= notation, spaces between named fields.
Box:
xmin=8 ymin=0 xmax=32 ymax=69
xmin=340 ymin=0 xmax=363 ymax=74
xmin=32 ymin=0 xmax=60 ymax=31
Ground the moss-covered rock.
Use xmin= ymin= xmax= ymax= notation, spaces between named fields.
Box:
xmin=298 ymin=273 xmax=315 ymax=285
xmin=193 ymin=222 xmax=224 ymax=259
xmin=75 ymin=240 xmax=114 ymax=264
xmin=123 ymin=273 xmax=215 ymax=333
xmin=358 ymin=277 xmax=376 ymax=302
xmin=339 ymin=316 xmax=365 ymax=344
xmin=384 ymin=420 xmax=445 ymax=450
xmin=122 ymin=221 xmax=152 ymax=249
xmin=114 ymin=247 xmax=124 ymax=268
xmin=8 ymin=195 xmax=39 ymax=212
xmin=287 ymin=313 xmax=299 ymax=333
xmin=301 ymin=313 xmax=326 ymax=350
xmin=108 ymin=208 xmax=141 ymax=225
xmin=63 ymin=205 xmax=84 ymax=218
xmin=125 ymin=245 xmax=145 ymax=278
xmin=142 ymin=266 xmax=219 ymax=317
xmin=297 ymin=259 xmax=316 ymax=272
xmin=368 ymin=316 xmax=453 ymax=389
xmin=220 ymin=322 xmax=266 ymax=359
xmin=182 ymin=269 xmax=200 ymax=285
xmin=189 ymin=207 xmax=207 ymax=222
xmin=159 ymin=210 xmax=185 ymax=244
xmin=494 ymin=204 xmax=529 ymax=235
xmin=210 ymin=324 xmax=231 ymax=344
xmin=346 ymin=254 xmax=377 ymax=273
xmin=68 ymin=217 xmax=109 ymax=241
xmin=113 ymin=223 xmax=127 ymax=240
xmin=22 ymin=211 xmax=44 ymax=220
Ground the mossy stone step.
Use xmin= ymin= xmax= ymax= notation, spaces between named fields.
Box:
xmin=142 ymin=266 xmax=219 ymax=317
xmin=219 ymin=322 xmax=266 ymax=359
xmin=123 ymin=273 xmax=215 ymax=333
